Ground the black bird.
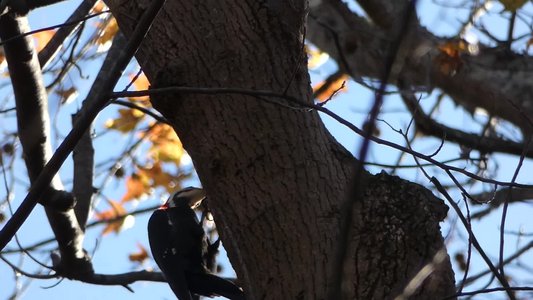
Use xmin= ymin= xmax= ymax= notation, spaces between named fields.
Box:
xmin=148 ymin=187 xmax=245 ymax=300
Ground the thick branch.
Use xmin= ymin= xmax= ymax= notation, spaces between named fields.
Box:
xmin=0 ymin=13 xmax=89 ymax=276
xmin=400 ymin=87 xmax=533 ymax=158
xmin=308 ymin=0 xmax=533 ymax=134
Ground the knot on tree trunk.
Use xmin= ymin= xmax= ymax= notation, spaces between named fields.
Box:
xmin=345 ymin=171 xmax=455 ymax=299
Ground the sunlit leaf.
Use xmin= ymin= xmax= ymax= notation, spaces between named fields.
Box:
xmin=33 ymin=29 xmax=56 ymax=52
xmin=129 ymin=243 xmax=149 ymax=263
xmin=94 ymin=200 xmax=129 ymax=235
xmin=96 ymin=18 xmax=118 ymax=52
xmin=307 ymin=47 xmax=329 ymax=69
xmin=92 ymin=0 xmax=107 ymax=13
xmin=147 ymin=123 xmax=184 ymax=165
xmin=128 ymin=72 xmax=151 ymax=103
xmin=138 ymin=162 xmax=176 ymax=192
xmin=105 ymin=108 xmax=145 ymax=132
xmin=121 ymin=173 xmax=151 ymax=203
xmin=312 ymin=74 xmax=349 ymax=102
xmin=435 ymin=40 xmax=469 ymax=76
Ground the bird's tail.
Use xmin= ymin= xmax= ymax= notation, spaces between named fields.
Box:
xmin=187 ymin=272 xmax=245 ymax=300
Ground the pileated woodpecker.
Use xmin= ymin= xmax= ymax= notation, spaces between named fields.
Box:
xmin=148 ymin=187 xmax=245 ymax=300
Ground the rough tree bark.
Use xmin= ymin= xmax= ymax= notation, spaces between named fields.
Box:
xmin=106 ymin=0 xmax=456 ymax=299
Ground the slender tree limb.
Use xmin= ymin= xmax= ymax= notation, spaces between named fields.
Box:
xmin=72 ymin=33 xmax=127 ymax=231
xmin=111 ymin=99 xmax=169 ymax=124
xmin=39 ymin=0 xmax=98 ymax=69
xmin=459 ymin=239 xmax=533 ymax=287
xmin=432 ymin=177 xmax=515 ymax=300
xmin=470 ymin=188 xmax=533 ymax=219
xmin=445 ymin=286 xmax=533 ymax=299
xmin=0 ymin=0 xmax=166 ymax=252
xmin=399 ymin=84 xmax=533 ymax=158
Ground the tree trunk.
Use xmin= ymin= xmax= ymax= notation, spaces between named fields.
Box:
xmin=106 ymin=0 xmax=456 ymax=298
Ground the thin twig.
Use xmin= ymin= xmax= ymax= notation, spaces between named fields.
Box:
xmin=112 ymin=87 xmax=533 ymax=189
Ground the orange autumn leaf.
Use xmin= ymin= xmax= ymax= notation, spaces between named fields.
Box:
xmin=105 ymin=108 xmax=145 ymax=132
xmin=92 ymin=0 xmax=107 ymax=13
xmin=313 ymin=74 xmax=349 ymax=102
xmin=438 ymin=40 xmax=468 ymax=58
xmin=138 ymin=162 xmax=176 ymax=192
xmin=132 ymin=72 xmax=150 ymax=92
xmin=129 ymin=243 xmax=149 ymax=263
xmin=121 ymin=173 xmax=151 ymax=202
xmin=435 ymin=40 xmax=469 ymax=76
xmin=94 ymin=200 xmax=128 ymax=235
xmin=147 ymin=123 xmax=184 ymax=164
xmin=33 ymin=29 xmax=56 ymax=52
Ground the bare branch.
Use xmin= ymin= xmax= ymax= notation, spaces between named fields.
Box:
xmin=38 ymin=0 xmax=97 ymax=69
xmin=0 ymin=12 xmax=89 ymax=277
xmin=399 ymin=84 xmax=533 ymax=158
xmin=432 ymin=177 xmax=516 ymax=299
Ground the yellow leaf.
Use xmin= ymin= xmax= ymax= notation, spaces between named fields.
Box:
xmin=138 ymin=162 xmax=176 ymax=192
xmin=105 ymin=108 xmax=145 ymax=132
xmin=499 ymin=0 xmax=528 ymax=11
xmin=307 ymin=47 xmax=329 ymax=69
xmin=147 ymin=124 xmax=184 ymax=165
